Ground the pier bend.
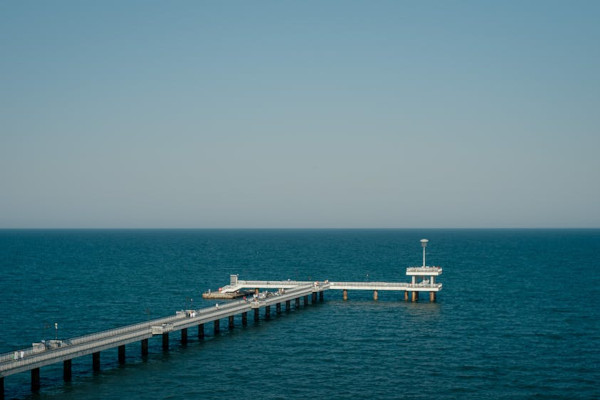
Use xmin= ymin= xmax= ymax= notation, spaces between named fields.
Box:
xmin=0 ymin=240 xmax=442 ymax=399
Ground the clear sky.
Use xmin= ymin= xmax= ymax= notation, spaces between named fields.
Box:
xmin=1 ymin=1 xmax=599 ymax=228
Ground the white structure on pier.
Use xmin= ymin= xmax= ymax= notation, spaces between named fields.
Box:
xmin=217 ymin=239 xmax=443 ymax=302
xmin=404 ymin=238 xmax=443 ymax=301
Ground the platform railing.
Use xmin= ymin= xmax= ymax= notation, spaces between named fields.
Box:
xmin=0 ymin=328 xmax=151 ymax=374
xmin=406 ymin=266 xmax=443 ymax=272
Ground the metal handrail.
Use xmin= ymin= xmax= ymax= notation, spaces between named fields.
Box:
xmin=0 ymin=328 xmax=151 ymax=372
xmin=406 ymin=266 xmax=443 ymax=272
xmin=330 ymin=281 xmax=442 ymax=289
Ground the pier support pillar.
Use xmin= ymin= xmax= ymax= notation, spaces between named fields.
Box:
xmin=373 ymin=290 xmax=378 ymax=301
xmin=286 ymin=300 xmax=291 ymax=311
xmin=118 ymin=345 xmax=126 ymax=364
xmin=404 ymin=291 xmax=409 ymax=301
xmin=411 ymin=291 xmax=419 ymax=302
xmin=276 ymin=303 xmax=281 ymax=314
xmin=31 ymin=368 xmax=40 ymax=392
xmin=229 ymin=315 xmax=235 ymax=330
xmin=319 ymin=291 xmax=324 ymax=302
xmin=303 ymin=295 xmax=309 ymax=306
xmin=312 ymin=292 xmax=317 ymax=304
xmin=265 ymin=306 xmax=271 ymax=319
xmin=141 ymin=338 xmax=149 ymax=356
xmin=343 ymin=289 xmax=348 ymax=301
xmin=181 ymin=328 xmax=188 ymax=344
xmin=198 ymin=324 xmax=205 ymax=339
xmin=93 ymin=352 xmax=101 ymax=372
xmin=214 ymin=319 xmax=220 ymax=334
xmin=429 ymin=291 xmax=436 ymax=302
xmin=242 ymin=312 xmax=248 ymax=326
xmin=63 ymin=359 xmax=72 ymax=382
xmin=162 ymin=332 xmax=169 ymax=350
xmin=295 ymin=297 xmax=300 ymax=308
xmin=254 ymin=308 xmax=260 ymax=322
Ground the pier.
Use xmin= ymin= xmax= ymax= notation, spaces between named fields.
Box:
xmin=0 ymin=283 xmax=327 ymax=399
xmin=211 ymin=238 xmax=442 ymax=302
xmin=0 ymin=239 xmax=442 ymax=399
xmin=211 ymin=273 xmax=442 ymax=302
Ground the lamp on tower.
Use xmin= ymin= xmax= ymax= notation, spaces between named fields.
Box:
xmin=420 ymin=239 xmax=429 ymax=267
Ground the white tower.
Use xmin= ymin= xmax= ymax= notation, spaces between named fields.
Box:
xmin=405 ymin=239 xmax=443 ymax=302
xmin=421 ymin=239 xmax=428 ymax=267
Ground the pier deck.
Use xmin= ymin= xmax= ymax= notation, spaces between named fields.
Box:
xmin=219 ymin=278 xmax=442 ymax=293
xmin=0 ymin=283 xmax=325 ymax=385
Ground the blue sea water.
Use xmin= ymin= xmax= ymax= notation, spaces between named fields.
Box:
xmin=0 ymin=229 xmax=599 ymax=399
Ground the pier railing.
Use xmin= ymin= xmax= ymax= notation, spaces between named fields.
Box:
xmin=0 ymin=328 xmax=152 ymax=374
xmin=406 ymin=266 xmax=443 ymax=273
xmin=1 ymin=283 xmax=322 ymax=369
xmin=330 ymin=281 xmax=442 ymax=290
xmin=0 ymin=304 xmax=236 ymax=364
xmin=0 ymin=316 xmax=182 ymax=364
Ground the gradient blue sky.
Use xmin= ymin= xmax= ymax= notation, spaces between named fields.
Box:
xmin=1 ymin=1 xmax=599 ymax=228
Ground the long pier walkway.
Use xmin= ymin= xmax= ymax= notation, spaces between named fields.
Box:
xmin=0 ymin=283 xmax=327 ymax=399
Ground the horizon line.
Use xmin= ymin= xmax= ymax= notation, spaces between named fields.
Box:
xmin=0 ymin=227 xmax=598 ymax=230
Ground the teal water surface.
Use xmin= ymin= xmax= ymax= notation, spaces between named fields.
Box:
xmin=1 ymin=229 xmax=599 ymax=399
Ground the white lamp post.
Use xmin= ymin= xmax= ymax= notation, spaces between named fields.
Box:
xmin=420 ymin=239 xmax=429 ymax=267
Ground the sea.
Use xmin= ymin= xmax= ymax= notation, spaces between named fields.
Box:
xmin=0 ymin=229 xmax=598 ymax=399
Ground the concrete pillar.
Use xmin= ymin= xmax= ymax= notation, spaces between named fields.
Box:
xmin=162 ymin=332 xmax=169 ymax=350
xmin=254 ymin=308 xmax=260 ymax=322
xmin=286 ymin=300 xmax=291 ymax=311
xmin=373 ymin=290 xmax=378 ymax=301
xmin=319 ymin=291 xmax=324 ymax=302
xmin=198 ymin=324 xmax=205 ymax=339
xmin=303 ymin=295 xmax=309 ymax=306
xmin=31 ymin=368 xmax=40 ymax=392
xmin=404 ymin=291 xmax=409 ymax=301
xmin=181 ymin=328 xmax=188 ymax=344
xmin=411 ymin=291 xmax=419 ymax=302
xmin=429 ymin=291 xmax=436 ymax=302
xmin=228 ymin=315 xmax=234 ymax=330
xmin=141 ymin=338 xmax=149 ymax=356
xmin=214 ymin=319 xmax=220 ymax=334
xmin=276 ymin=303 xmax=281 ymax=314
xmin=295 ymin=297 xmax=300 ymax=308
xmin=118 ymin=345 xmax=126 ymax=364
xmin=93 ymin=352 xmax=101 ymax=371
xmin=312 ymin=292 xmax=317 ymax=304
xmin=63 ymin=359 xmax=72 ymax=382
xmin=242 ymin=312 xmax=248 ymax=326
xmin=265 ymin=305 xmax=271 ymax=319
xmin=343 ymin=289 xmax=348 ymax=301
